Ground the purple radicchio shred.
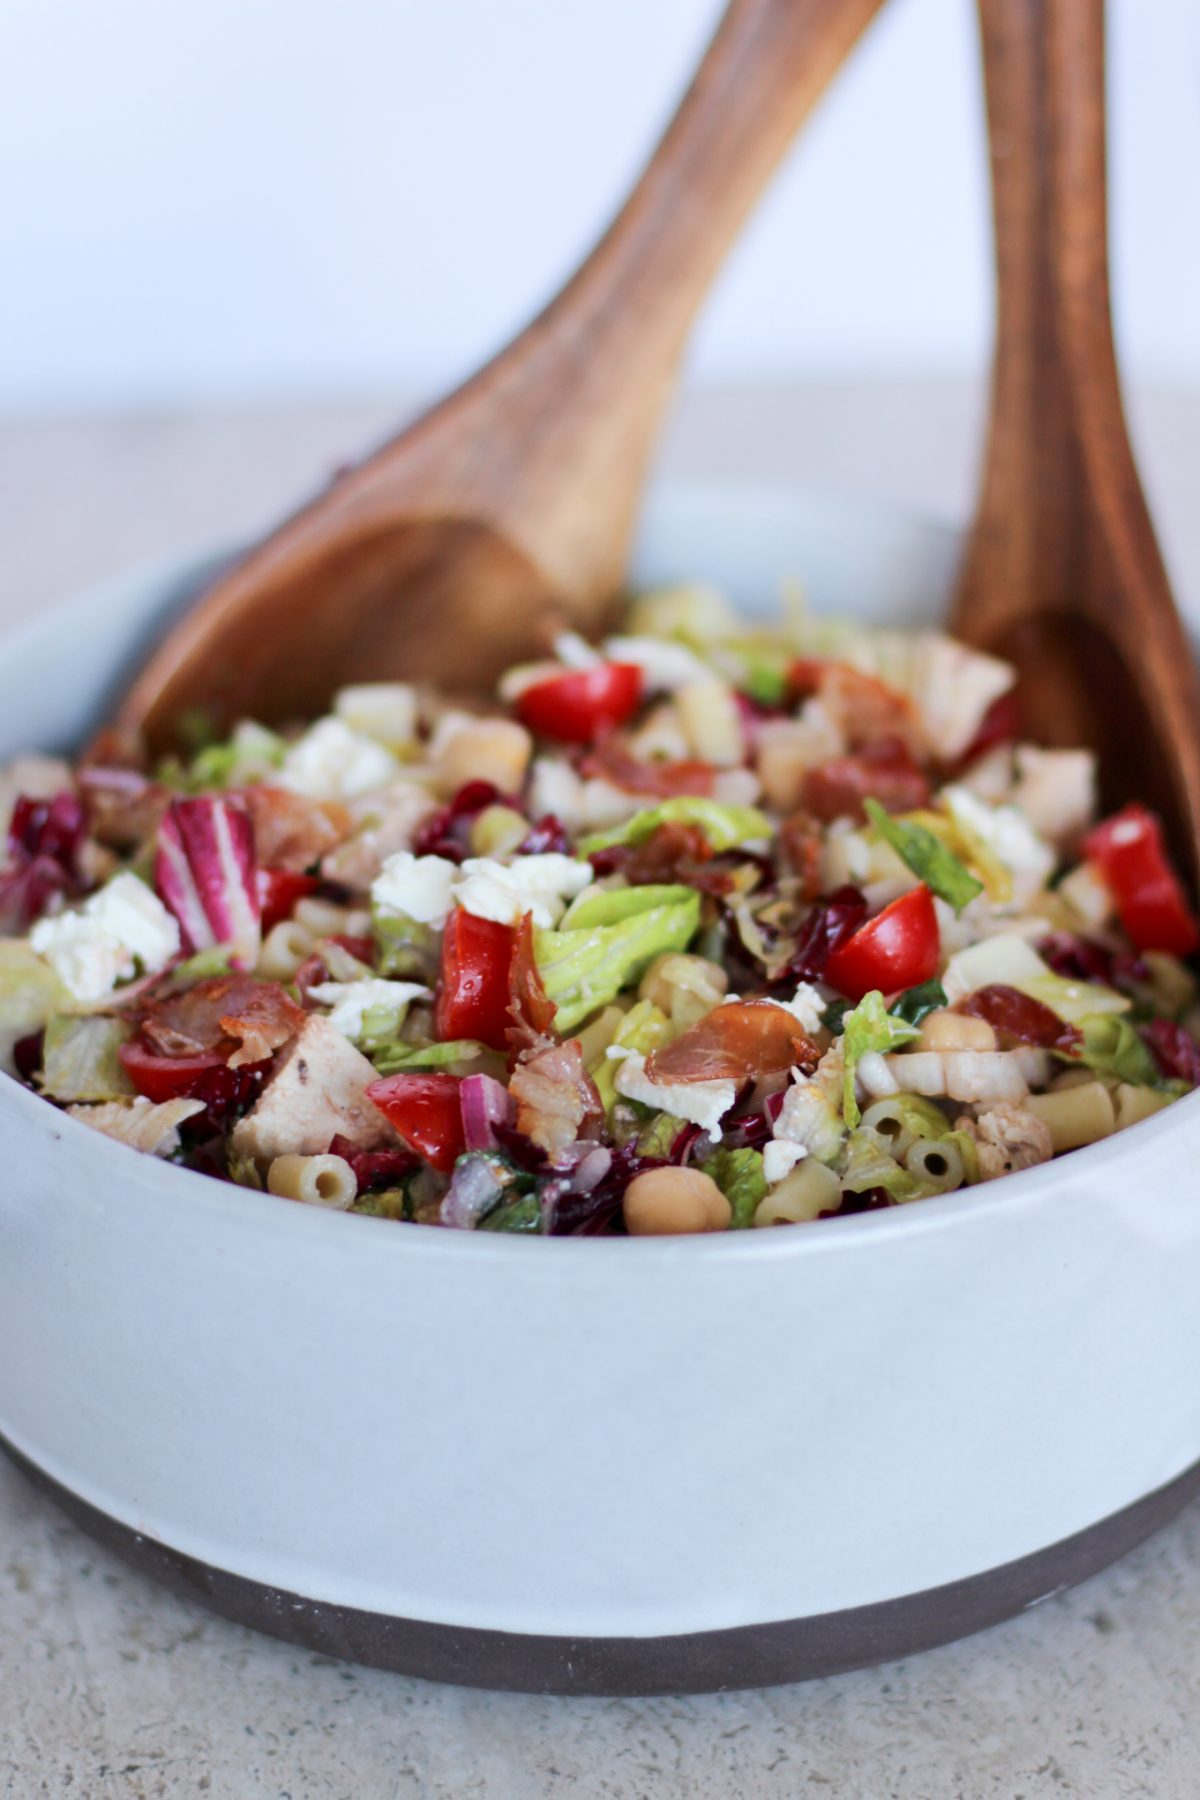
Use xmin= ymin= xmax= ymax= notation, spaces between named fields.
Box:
xmin=491 ymin=1122 xmax=551 ymax=1175
xmin=544 ymin=1142 xmax=663 ymax=1236
xmin=1143 ymin=1019 xmax=1200 ymax=1087
xmin=670 ymin=1122 xmax=704 ymax=1165
xmin=413 ymin=781 xmax=515 ymax=863
xmin=0 ymin=791 xmax=87 ymax=929
xmin=12 ymin=1030 xmax=44 ymax=1084
xmin=179 ymin=1061 xmax=270 ymax=1137
xmin=328 ymin=1135 xmax=419 ymax=1192
xmin=721 ymin=1086 xmax=788 ymax=1153
xmin=784 ymin=885 xmax=868 ymax=983
xmin=1040 ymin=932 xmax=1149 ymax=992
xmin=733 ymin=690 xmax=789 ymax=752
xmin=518 ymin=814 xmax=570 ymax=854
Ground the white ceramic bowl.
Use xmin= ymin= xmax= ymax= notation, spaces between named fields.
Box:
xmin=3 ymin=483 xmax=1200 ymax=1695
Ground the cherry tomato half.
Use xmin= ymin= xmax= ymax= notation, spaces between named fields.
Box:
xmin=516 ymin=663 xmax=643 ymax=744
xmin=257 ymin=867 xmax=320 ymax=933
xmin=823 ymin=884 xmax=940 ymax=1002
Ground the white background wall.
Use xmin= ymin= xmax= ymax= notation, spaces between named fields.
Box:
xmin=1 ymin=0 xmax=1198 ymax=417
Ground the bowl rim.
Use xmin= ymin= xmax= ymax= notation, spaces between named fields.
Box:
xmin=3 ymin=477 xmax=1194 ymax=1265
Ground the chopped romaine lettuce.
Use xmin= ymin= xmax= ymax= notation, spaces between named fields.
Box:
xmin=187 ymin=721 xmax=285 ymax=791
xmin=578 ymin=798 xmax=771 ymax=858
xmin=477 ymin=1192 xmax=542 ymax=1233
xmin=535 ymin=893 xmax=701 ymax=1034
xmin=840 ymin=1129 xmax=919 ymax=1202
xmin=39 ymin=1014 xmax=135 ymax=1103
xmin=841 ymin=989 xmax=921 ymax=1129
xmin=700 ymin=1145 xmax=767 ymax=1229
xmin=1060 ymin=1014 xmax=1165 ymax=1089
xmin=372 ymin=911 xmax=440 ymax=982
xmin=0 ymin=939 xmax=69 ymax=1074
xmin=173 ymin=943 xmax=237 ymax=983
xmin=560 ymin=883 xmax=696 ymax=931
xmin=1015 ymin=972 xmax=1130 ymax=1025
xmin=592 ymin=1000 xmax=674 ymax=1112
xmin=636 ymin=1111 xmax=689 ymax=1159
xmin=370 ymin=1038 xmax=487 ymax=1075
xmin=350 ymin=1186 xmax=410 ymax=1220
xmin=864 ymin=798 xmax=982 ymax=914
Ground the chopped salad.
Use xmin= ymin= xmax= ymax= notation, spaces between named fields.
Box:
xmin=3 ymin=583 xmax=1198 ymax=1235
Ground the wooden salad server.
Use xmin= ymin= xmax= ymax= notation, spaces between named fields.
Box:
xmin=118 ymin=0 xmax=888 ymax=754
xmin=953 ymin=0 xmax=1200 ymax=887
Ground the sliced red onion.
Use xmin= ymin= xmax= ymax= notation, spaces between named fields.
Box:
xmin=155 ymin=797 xmax=261 ymax=969
xmin=566 ymin=1145 xmax=612 ymax=1193
xmin=440 ymin=1153 xmax=507 ymax=1230
xmin=459 ymin=1073 xmax=513 ymax=1151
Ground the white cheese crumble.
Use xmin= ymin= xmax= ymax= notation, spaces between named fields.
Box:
xmin=552 ymin=631 xmax=602 ymax=669
xmin=371 ymin=850 xmax=593 ymax=931
xmin=613 ymin=1051 xmax=736 ymax=1142
xmin=308 ymin=978 xmax=430 ymax=1044
xmin=31 ymin=873 xmax=181 ymax=1002
xmin=762 ymin=1139 xmax=807 ymax=1185
xmin=454 ymin=854 xmax=593 ymax=929
xmin=941 ymin=784 xmax=1055 ymax=902
xmin=371 ymin=852 xmax=458 ymax=927
xmin=772 ymin=983 xmax=828 ymax=1035
xmin=279 ymin=717 xmax=399 ymax=799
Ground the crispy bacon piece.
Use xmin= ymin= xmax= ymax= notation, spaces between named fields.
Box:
xmin=646 ymin=1000 xmax=818 ymax=1084
xmin=580 ymin=744 xmax=717 ymax=799
xmin=507 ymin=913 xmax=558 ymax=1057
xmin=959 ymin=983 xmax=1081 ymax=1053
xmin=239 ymin=787 xmax=351 ymax=871
xmin=590 ymin=821 xmax=724 ymax=890
xmin=800 ymin=736 xmax=931 ymax=824
xmin=778 ymin=808 xmax=824 ymax=900
xmin=78 ymin=767 xmax=170 ymax=852
xmin=139 ymin=974 xmax=306 ymax=1069
xmin=509 ymin=1037 xmax=603 ymax=1156
xmin=815 ymin=664 xmax=919 ymax=752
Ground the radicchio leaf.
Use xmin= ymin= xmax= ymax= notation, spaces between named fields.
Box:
xmin=155 ymin=797 xmax=261 ymax=968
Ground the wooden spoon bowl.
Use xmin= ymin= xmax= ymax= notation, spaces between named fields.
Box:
xmin=117 ymin=0 xmax=888 ymax=756
xmin=954 ymin=0 xmax=1200 ymax=888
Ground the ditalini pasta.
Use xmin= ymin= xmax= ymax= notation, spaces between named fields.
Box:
xmin=3 ymin=586 xmax=1198 ymax=1235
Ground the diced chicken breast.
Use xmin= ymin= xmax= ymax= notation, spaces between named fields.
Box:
xmin=230 ymin=1014 xmax=397 ymax=1163
xmin=954 ymin=1102 xmax=1053 ymax=1178
xmin=1011 ymin=745 xmax=1097 ymax=848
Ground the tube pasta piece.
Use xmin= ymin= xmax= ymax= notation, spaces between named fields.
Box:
xmin=257 ymin=919 xmax=317 ymax=981
xmin=267 ymin=1152 xmax=358 ymax=1210
xmin=1023 ymin=1082 xmax=1115 ymax=1153
xmin=903 ymin=1136 xmax=965 ymax=1193
xmin=753 ymin=1159 xmax=841 ymax=1225
xmin=1114 ymin=1083 xmax=1171 ymax=1130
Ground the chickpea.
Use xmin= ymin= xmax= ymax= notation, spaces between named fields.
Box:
xmin=434 ymin=718 xmax=532 ymax=797
xmin=916 ymin=1009 xmax=997 ymax=1054
xmin=623 ymin=1166 xmax=731 ymax=1236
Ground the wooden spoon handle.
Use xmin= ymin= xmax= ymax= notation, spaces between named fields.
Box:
xmin=351 ymin=0 xmax=889 ymax=595
xmin=955 ymin=0 xmax=1168 ymax=652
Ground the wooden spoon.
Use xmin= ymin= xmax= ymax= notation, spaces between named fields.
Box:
xmin=952 ymin=0 xmax=1200 ymax=888
xmin=118 ymin=0 xmax=887 ymax=756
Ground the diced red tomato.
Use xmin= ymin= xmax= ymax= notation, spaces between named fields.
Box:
xmin=1083 ymin=804 xmax=1200 ymax=956
xmin=366 ymin=1071 xmax=465 ymax=1174
xmin=435 ymin=908 xmax=517 ymax=1052
xmin=516 ymin=664 xmax=643 ymax=744
xmin=119 ymin=1039 xmax=228 ymax=1103
xmin=257 ymin=867 xmax=320 ymax=932
xmin=824 ymin=884 xmax=940 ymax=1001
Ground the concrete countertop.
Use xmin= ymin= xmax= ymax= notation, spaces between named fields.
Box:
xmin=2 ymin=377 xmax=1200 ymax=1799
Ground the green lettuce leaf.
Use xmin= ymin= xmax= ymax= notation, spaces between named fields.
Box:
xmin=535 ymin=894 xmax=701 ymax=1034
xmin=0 ymin=940 xmax=70 ymax=1075
xmin=560 ymin=883 xmax=696 ymax=931
xmin=889 ymin=979 xmax=949 ymax=1028
xmin=477 ymin=1192 xmax=542 ymax=1233
xmin=592 ymin=1000 xmax=674 ymax=1113
xmin=370 ymin=1038 xmax=487 ymax=1075
xmin=700 ymin=1145 xmax=767 ymax=1229
xmin=840 ymin=1129 xmax=919 ymax=1202
xmin=636 ymin=1111 xmax=690 ymax=1158
xmin=39 ymin=1014 xmax=135 ymax=1102
xmin=1059 ymin=1014 xmax=1165 ymax=1089
xmin=186 ymin=720 xmax=285 ymax=791
xmin=864 ymin=798 xmax=982 ymax=914
xmin=841 ymin=989 xmax=921 ymax=1129
xmin=1015 ymin=972 xmax=1130 ymax=1024
xmin=372 ymin=911 xmax=440 ymax=982
xmin=174 ymin=943 xmax=236 ymax=984
xmin=578 ymin=798 xmax=771 ymax=859
xmin=350 ymin=1186 xmax=410 ymax=1220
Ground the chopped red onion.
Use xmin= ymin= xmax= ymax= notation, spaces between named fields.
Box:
xmin=459 ymin=1073 xmax=513 ymax=1151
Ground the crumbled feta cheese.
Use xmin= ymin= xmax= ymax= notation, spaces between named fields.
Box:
xmin=762 ymin=1139 xmax=807 ymax=1185
xmin=776 ymin=982 xmax=828 ymax=1035
xmin=334 ymin=683 xmax=419 ymax=747
xmin=454 ymin=853 xmax=593 ymax=929
xmin=603 ymin=634 xmax=714 ymax=693
xmin=371 ymin=852 xmax=458 ymax=926
xmin=308 ymin=978 xmax=430 ymax=1043
xmin=613 ymin=1051 xmax=735 ymax=1142
xmin=279 ymin=717 xmax=399 ymax=799
xmin=31 ymin=873 xmax=181 ymax=1002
